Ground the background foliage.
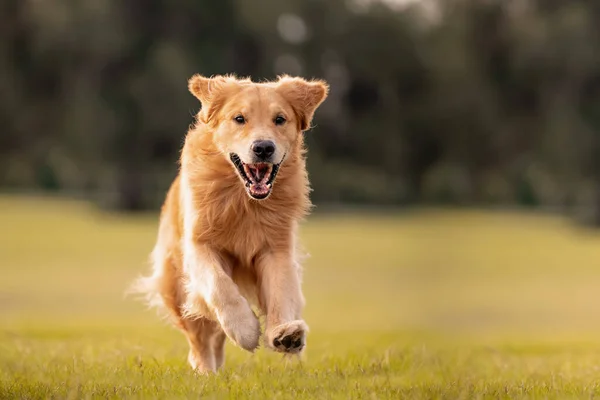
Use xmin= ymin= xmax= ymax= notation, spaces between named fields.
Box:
xmin=2 ymin=0 xmax=600 ymax=223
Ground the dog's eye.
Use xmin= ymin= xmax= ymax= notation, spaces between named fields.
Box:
xmin=274 ymin=116 xmax=286 ymax=126
xmin=234 ymin=115 xmax=245 ymax=124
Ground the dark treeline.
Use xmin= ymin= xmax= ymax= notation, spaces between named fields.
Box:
xmin=2 ymin=0 xmax=600 ymax=223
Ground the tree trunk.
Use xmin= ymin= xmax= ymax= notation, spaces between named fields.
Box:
xmin=117 ymin=168 xmax=145 ymax=211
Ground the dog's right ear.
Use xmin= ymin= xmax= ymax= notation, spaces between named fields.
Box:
xmin=188 ymin=74 xmax=224 ymax=105
xmin=189 ymin=74 xmax=236 ymax=123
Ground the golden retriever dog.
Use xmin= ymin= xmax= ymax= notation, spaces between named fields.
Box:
xmin=132 ymin=74 xmax=329 ymax=373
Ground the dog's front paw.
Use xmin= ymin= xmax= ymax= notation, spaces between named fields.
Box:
xmin=267 ymin=320 xmax=308 ymax=354
xmin=219 ymin=303 xmax=261 ymax=352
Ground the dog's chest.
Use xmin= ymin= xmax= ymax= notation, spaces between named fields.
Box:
xmin=229 ymin=219 xmax=268 ymax=258
xmin=211 ymin=206 xmax=290 ymax=265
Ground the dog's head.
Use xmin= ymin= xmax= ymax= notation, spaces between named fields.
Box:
xmin=188 ymin=74 xmax=329 ymax=200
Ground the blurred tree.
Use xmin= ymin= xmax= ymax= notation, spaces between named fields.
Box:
xmin=2 ymin=0 xmax=600 ymax=224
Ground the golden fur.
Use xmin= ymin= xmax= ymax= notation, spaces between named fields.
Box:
xmin=132 ymin=74 xmax=329 ymax=373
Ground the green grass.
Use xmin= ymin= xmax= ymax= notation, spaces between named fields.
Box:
xmin=3 ymin=196 xmax=600 ymax=398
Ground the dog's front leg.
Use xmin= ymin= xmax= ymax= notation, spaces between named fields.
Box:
xmin=258 ymin=252 xmax=308 ymax=354
xmin=184 ymin=244 xmax=261 ymax=352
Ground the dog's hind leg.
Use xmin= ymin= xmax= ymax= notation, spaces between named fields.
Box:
xmin=213 ymin=329 xmax=227 ymax=370
xmin=183 ymin=318 xmax=226 ymax=373
xmin=147 ymin=250 xmax=228 ymax=372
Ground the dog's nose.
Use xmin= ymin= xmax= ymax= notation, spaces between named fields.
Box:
xmin=252 ymin=140 xmax=275 ymax=160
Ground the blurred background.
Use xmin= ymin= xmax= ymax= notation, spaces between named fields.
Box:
xmin=3 ymin=0 xmax=600 ymax=348
xmin=2 ymin=0 xmax=600 ymax=223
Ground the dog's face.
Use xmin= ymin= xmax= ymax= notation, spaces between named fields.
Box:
xmin=189 ymin=75 xmax=329 ymax=200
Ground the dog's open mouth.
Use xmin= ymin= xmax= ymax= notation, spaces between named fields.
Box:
xmin=229 ymin=153 xmax=281 ymax=200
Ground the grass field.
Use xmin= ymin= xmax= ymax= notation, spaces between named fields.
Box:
xmin=2 ymin=195 xmax=600 ymax=399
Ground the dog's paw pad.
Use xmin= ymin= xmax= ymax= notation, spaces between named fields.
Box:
xmin=269 ymin=320 xmax=307 ymax=354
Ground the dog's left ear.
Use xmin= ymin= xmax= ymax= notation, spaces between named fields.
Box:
xmin=276 ymin=76 xmax=329 ymax=131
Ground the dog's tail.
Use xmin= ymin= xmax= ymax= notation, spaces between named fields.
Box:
xmin=126 ymin=272 xmax=185 ymax=328
xmin=126 ymin=273 xmax=162 ymax=308
xmin=124 ymin=247 xmax=183 ymax=326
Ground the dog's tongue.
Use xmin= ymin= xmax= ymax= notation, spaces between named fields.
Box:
xmin=243 ymin=164 xmax=272 ymax=196
xmin=247 ymin=164 xmax=271 ymax=184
